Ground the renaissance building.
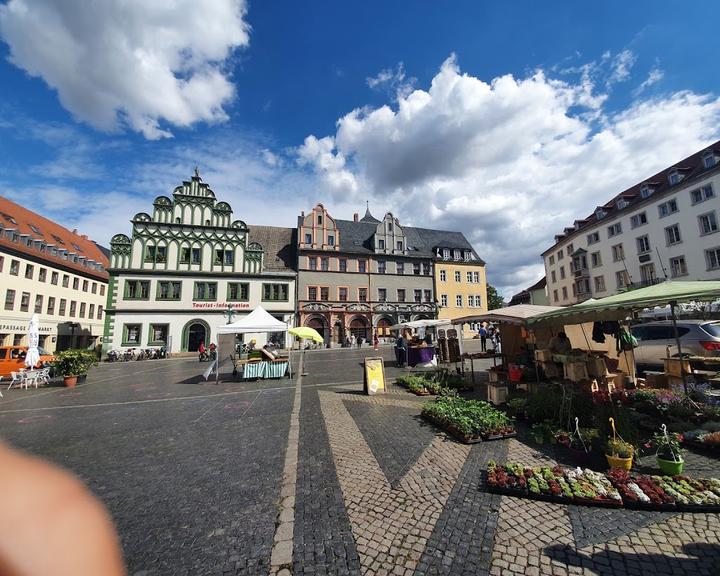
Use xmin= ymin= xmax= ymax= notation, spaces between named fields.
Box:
xmin=105 ymin=172 xmax=296 ymax=354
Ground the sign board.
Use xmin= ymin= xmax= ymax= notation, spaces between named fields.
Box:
xmin=363 ymin=357 xmax=386 ymax=395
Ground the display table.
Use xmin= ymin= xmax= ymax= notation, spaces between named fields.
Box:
xmin=237 ymin=359 xmax=289 ymax=380
xmin=407 ymin=346 xmax=435 ymax=367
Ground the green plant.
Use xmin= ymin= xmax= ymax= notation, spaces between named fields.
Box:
xmin=422 ymin=395 xmax=513 ymax=438
xmin=525 ymin=384 xmax=563 ymax=423
xmin=530 ymin=422 xmax=555 ymax=444
xmin=606 ymin=438 xmax=634 ymax=459
xmin=53 ymin=349 xmax=97 ymax=377
xmin=648 ymin=428 xmax=683 ymax=462
xmin=506 ymin=398 xmax=527 ymax=417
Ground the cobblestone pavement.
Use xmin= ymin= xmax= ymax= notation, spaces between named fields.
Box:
xmin=0 ymin=344 xmax=718 ymax=575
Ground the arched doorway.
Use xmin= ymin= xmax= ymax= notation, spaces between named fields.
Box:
xmin=376 ymin=317 xmax=393 ymax=338
xmin=305 ymin=316 xmax=327 ymax=341
xmin=349 ymin=316 xmax=369 ymax=343
xmin=182 ymin=320 xmax=210 ymax=352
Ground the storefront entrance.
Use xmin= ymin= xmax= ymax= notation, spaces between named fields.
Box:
xmin=349 ymin=317 xmax=369 ymax=343
xmin=184 ymin=321 xmax=208 ymax=352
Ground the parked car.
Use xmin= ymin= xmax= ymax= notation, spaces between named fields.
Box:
xmin=630 ymin=320 xmax=720 ymax=369
xmin=0 ymin=346 xmax=56 ymax=377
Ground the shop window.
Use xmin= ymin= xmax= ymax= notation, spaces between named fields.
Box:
xmin=193 ymin=282 xmax=218 ymax=301
xmin=227 ymin=282 xmax=249 ymax=301
xmin=125 ymin=280 xmax=150 ymax=300
xmin=262 ymin=283 xmax=288 ymax=302
xmin=149 ymin=324 xmax=169 ymax=345
xmin=158 ymin=281 xmax=182 ymax=300
xmin=123 ymin=324 xmax=142 ymax=345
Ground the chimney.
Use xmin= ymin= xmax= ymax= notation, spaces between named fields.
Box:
xmin=72 ymin=229 xmax=78 ymax=235
xmin=353 ymin=213 xmax=359 ymax=222
xmin=301 ymin=210 xmax=305 ymax=217
xmin=81 ymin=234 xmax=88 ymax=240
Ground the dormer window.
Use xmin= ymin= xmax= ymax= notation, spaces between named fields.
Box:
xmin=317 ymin=214 xmax=323 ymax=225
xmin=668 ymin=169 xmax=683 ymax=185
xmin=640 ymin=184 xmax=653 ymax=199
xmin=595 ymin=209 xmax=606 ymax=220
xmin=464 ymin=251 xmax=471 ymax=261
xmin=443 ymin=248 xmax=450 ymax=260
xmin=327 ymin=235 xmax=335 ymax=246
xmin=396 ymin=241 xmax=403 ymax=251
xmin=453 ymin=249 xmax=461 ymax=260
xmin=378 ymin=239 xmax=385 ymax=250
xmin=616 ymin=199 xmax=629 ymax=210
xmin=703 ymin=152 xmax=716 ymax=169
xmin=304 ymin=233 xmax=312 ymax=244
xmin=387 ymin=222 xmax=393 ymax=232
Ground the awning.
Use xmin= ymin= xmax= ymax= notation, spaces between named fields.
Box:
xmin=217 ymin=306 xmax=289 ymax=334
xmin=390 ymin=319 xmax=452 ymax=330
xmin=528 ymin=281 xmax=720 ymax=327
xmin=452 ymin=304 xmax=562 ymax=326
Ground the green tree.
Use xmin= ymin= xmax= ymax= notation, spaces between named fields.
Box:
xmin=487 ymin=284 xmax=505 ymax=310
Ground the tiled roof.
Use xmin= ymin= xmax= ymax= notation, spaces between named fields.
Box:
xmin=0 ymin=195 xmax=109 ymax=280
xmin=545 ymin=140 xmax=720 ymax=253
xmin=508 ymin=276 xmax=546 ymax=306
xmin=247 ymin=225 xmax=297 ymax=273
xmin=332 ymin=218 xmax=484 ymax=264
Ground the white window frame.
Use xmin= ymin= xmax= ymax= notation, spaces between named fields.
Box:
xmin=705 ymin=247 xmax=720 ymax=270
xmin=669 ymin=256 xmax=688 ymax=278
xmin=665 ymin=224 xmax=681 ymax=246
xmin=699 ymin=211 xmax=718 ymax=236
xmin=630 ymin=212 xmax=647 ymax=228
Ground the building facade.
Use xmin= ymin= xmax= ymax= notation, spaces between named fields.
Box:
xmin=0 ymin=196 xmax=108 ymax=353
xmin=508 ymin=277 xmax=549 ymax=307
xmin=543 ymin=142 xmax=720 ymax=305
xmin=105 ymin=173 xmax=296 ymax=354
xmin=297 ymin=203 xmax=484 ymax=345
xmin=433 ymin=244 xmax=488 ymax=336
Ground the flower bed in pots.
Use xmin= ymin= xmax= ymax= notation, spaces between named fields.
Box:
xmin=486 ymin=461 xmax=720 ymax=512
xmin=422 ymin=396 xmax=516 ymax=444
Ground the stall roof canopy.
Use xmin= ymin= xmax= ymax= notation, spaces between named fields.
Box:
xmin=217 ymin=306 xmax=288 ymax=334
xmin=452 ymin=304 xmax=562 ymax=326
xmin=528 ymin=281 xmax=720 ymax=327
xmin=390 ymin=319 xmax=452 ymax=330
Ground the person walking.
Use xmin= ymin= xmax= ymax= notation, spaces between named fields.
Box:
xmin=479 ymin=325 xmax=488 ymax=352
xmin=350 ymin=334 xmax=356 ymax=348
xmin=373 ymin=332 xmax=379 ymax=350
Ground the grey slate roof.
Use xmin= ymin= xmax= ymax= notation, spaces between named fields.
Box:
xmin=334 ymin=219 xmax=484 ymax=264
xmin=247 ymin=225 xmax=297 ymax=273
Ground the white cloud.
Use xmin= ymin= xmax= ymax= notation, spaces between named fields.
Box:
xmin=0 ymin=0 xmax=250 ymax=139
xmin=367 ymin=62 xmax=417 ymax=99
xmin=633 ymin=66 xmax=665 ymax=96
xmin=608 ymin=49 xmax=637 ymax=85
xmin=298 ymin=54 xmax=720 ymax=298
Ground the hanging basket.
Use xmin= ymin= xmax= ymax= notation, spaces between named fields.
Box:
xmin=606 ymin=454 xmax=633 ymax=470
xmin=657 ymin=457 xmax=684 ymax=475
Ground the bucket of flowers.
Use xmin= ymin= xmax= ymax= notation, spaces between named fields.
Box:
xmin=605 ymin=417 xmax=634 ymax=470
xmin=648 ymin=424 xmax=684 ymax=476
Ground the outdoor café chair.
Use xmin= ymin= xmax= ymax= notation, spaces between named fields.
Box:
xmin=7 ymin=371 xmax=26 ymax=390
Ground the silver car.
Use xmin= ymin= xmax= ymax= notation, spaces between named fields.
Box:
xmin=630 ymin=320 xmax=720 ymax=368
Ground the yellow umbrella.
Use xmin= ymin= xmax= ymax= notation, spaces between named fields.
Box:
xmin=288 ymin=326 xmax=323 ymax=343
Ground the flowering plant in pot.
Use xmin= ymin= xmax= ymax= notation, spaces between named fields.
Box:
xmin=648 ymin=424 xmax=684 ymax=475
xmin=605 ymin=417 xmax=634 ymax=470
xmin=54 ymin=349 xmax=97 ymax=387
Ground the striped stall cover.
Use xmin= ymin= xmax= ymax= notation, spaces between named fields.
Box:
xmin=243 ymin=362 xmax=267 ymax=379
xmin=266 ymin=361 xmax=288 ymax=378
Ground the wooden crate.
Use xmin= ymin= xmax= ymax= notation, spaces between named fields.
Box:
xmin=487 ymin=383 xmax=509 ymax=405
xmin=488 ymin=370 xmax=508 ymax=383
xmin=664 ymin=358 xmax=692 ymax=378
xmin=644 ymin=371 xmax=668 ymax=388
xmin=586 ymin=356 xmax=607 ymax=378
xmin=564 ymin=362 xmax=589 ymax=382
xmin=534 ymin=349 xmax=553 ymax=362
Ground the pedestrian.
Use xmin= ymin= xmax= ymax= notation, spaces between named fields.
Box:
xmin=198 ymin=341 xmax=207 ymax=362
xmin=350 ymin=334 xmax=356 ymax=348
xmin=373 ymin=332 xmax=379 ymax=350
xmin=479 ymin=325 xmax=487 ymax=352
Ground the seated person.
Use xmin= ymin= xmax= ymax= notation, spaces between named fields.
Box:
xmin=549 ymin=331 xmax=572 ymax=355
xmin=424 ymin=332 xmax=432 ymax=346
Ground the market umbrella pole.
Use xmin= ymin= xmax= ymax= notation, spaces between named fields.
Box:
xmin=670 ymin=301 xmax=688 ymax=397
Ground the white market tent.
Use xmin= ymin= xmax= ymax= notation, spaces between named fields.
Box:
xmin=451 ymin=304 xmax=563 ymax=326
xmin=390 ymin=318 xmax=453 ymax=330
xmin=211 ymin=306 xmax=290 ymax=382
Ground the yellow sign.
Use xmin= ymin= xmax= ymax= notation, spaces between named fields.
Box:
xmin=364 ymin=357 xmax=386 ymax=395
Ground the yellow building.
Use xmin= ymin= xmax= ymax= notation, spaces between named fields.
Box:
xmin=433 ymin=246 xmax=487 ymax=338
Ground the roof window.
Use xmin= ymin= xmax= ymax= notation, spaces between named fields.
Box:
xmin=640 ymin=184 xmax=654 ymax=199
xmin=668 ymin=169 xmax=683 ymax=185
xmin=703 ymin=151 xmax=716 ymax=169
xmin=595 ymin=209 xmax=607 ymax=220
xmin=51 ymin=234 xmax=65 ymax=245
xmin=1 ymin=212 xmax=16 ymax=224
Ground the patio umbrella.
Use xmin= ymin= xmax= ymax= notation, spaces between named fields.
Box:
xmin=25 ymin=314 xmax=40 ymax=368
xmin=288 ymin=327 xmax=323 ymax=378
xmin=288 ymin=326 xmax=323 ymax=343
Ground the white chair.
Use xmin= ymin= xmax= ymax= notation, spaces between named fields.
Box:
xmin=8 ymin=371 xmax=24 ymax=390
xmin=38 ymin=368 xmax=51 ymax=386
xmin=25 ymin=371 xmax=39 ymax=389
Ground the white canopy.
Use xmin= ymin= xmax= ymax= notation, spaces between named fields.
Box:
xmin=390 ymin=319 xmax=452 ymax=330
xmin=217 ymin=306 xmax=288 ymax=334
xmin=451 ymin=304 xmax=562 ymax=326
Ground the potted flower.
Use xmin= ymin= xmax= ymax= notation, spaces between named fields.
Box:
xmin=54 ymin=349 xmax=97 ymax=387
xmin=649 ymin=425 xmax=684 ymax=475
xmin=605 ymin=438 xmax=634 ymax=470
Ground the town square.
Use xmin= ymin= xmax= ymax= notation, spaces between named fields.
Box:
xmin=1 ymin=1 xmax=720 ymax=575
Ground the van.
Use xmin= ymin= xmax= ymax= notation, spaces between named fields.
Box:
xmin=0 ymin=346 xmax=55 ymax=378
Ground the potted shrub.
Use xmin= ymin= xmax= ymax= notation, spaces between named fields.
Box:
xmin=54 ymin=349 xmax=97 ymax=387
xmin=649 ymin=425 xmax=684 ymax=475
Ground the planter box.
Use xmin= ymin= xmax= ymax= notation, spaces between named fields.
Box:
xmin=483 ymin=431 xmax=517 ymax=441
xmin=487 ymin=382 xmax=509 ymax=405
xmin=421 ymin=413 xmax=484 ymax=444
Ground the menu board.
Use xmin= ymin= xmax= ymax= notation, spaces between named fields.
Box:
xmin=364 ymin=357 xmax=386 ymax=395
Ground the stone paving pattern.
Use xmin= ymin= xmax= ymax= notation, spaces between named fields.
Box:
xmin=0 ymin=342 xmax=719 ymax=575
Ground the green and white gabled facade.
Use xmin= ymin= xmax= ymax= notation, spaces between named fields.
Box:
xmin=104 ymin=173 xmax=296 ymax=355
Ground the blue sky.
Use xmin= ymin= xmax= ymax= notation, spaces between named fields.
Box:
xmin=1 ymin=0 xmax=719 ymax=298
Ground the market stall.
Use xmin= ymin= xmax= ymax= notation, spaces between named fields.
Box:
xmin=527 ymin=281 xmax=720 ymax=393
xmin=390 ymin=319 xmax=451 ymax=367
xmin=214 ymin=306 xmax=290 ymax=382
